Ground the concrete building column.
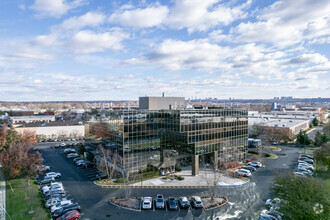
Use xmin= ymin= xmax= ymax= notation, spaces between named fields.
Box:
xmin=192 ymin=154 xmax=199 ymax=176
xmin=213 ymin=150 xmax=218 ymax=171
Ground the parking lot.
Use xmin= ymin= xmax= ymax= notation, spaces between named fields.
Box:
xmin=37 ymin=143 xmax=305 ymax=219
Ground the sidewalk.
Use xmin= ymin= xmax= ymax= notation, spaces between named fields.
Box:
xmin=0 ymin=171 xmax=6 ymax=220
xmin=131 ymin=166 xmax=246 ymax=187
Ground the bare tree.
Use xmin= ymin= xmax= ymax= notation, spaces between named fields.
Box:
xmin=201 ymin=155 xmax=221 ymax=202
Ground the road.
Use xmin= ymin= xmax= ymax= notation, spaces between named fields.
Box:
xmin=37 ymin=143 xmax=303 ymax=220
xmin=306 ymin=126 xmax=323 ymax=141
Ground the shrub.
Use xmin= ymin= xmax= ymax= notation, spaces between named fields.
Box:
xmin=116 ymin=178 xmax=125 ymax=183
xmin=177 ymin=176 xmax=184 ymax=181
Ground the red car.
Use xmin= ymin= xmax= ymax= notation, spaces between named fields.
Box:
xmin=56 ymin=210 xmax=80 ymax=220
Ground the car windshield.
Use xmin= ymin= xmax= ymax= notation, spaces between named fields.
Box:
xmin=196 ymin=201 xmax=202 ymax=204
xmin=157 ymin=198 xmax=163 ymax=202
xmin=144 ymin=202 xmax=150 ymax=205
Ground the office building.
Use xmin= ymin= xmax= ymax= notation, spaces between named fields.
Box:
xmin=102 ymin=106 xmax=248 ymax=177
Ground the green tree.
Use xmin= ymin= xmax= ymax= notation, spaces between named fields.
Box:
xmin=77 ymin=145 xmax=85 ymax=155
xmin=271 ymin=173 xmax=329 ymax=220
xmin=309 ymin=123 xmax=314 ymax=129
xmin=314 ymin=132 xmax=330 ymax=147
xmin=312 ymin=117 xmax=319 ymax=126
xmin=296 ymin=130 xmax=311 ymax=146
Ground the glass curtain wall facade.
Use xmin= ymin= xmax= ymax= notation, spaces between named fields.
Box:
xmin=104 ymin=108 xmax=248 ymax=176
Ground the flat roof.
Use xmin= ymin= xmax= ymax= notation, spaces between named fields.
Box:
xmin=10 ymin=115 xmax=55 ymax=119
xmin=16 ymin=121 xmax=84 ymax=128
xmin=249 ymin=118 xmax=309 ymax=128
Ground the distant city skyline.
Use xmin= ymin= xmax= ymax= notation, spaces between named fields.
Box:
xmin=0 ymin=0 xmax=329 ymax=101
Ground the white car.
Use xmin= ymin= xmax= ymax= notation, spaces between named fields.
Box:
xmin=266 ymin=198 xmax=281 ymax=211
xmin=45 ymin=197 xmax=65 ymax=208
xmin=67 ymin=153 xmax=79 ymax=158
xmin=247 ymin=161 xmax=262 ymax=167
xmin=235 ymin=169 xmax=251 ymax=177
xmin=142 ymin=197 xmax=152 ymax=209
xmin=35 ymin=165 xmax=50 ymax=172
xmin=191 ymin=196 xmax=203 ymax=208
xmin=41 ymin=182 xmax=63 ymax=193
xmin=294 ymin=171 xmax=306 ymax=177
xmin=45 ymin=172 xmax=61 ymax=178
xmin=298 ymin=162 xmax=314 ymax=170
xmin=50 ymin=200 xmax=72 ymax=213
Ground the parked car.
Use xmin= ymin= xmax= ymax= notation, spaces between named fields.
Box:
xmin=299 ymin=156 xmax=314 ymax=161
xmin=142 ymin=197 xmax=152 ymax=209
xmin=95 ymin=173 xmax=108 ymax=180
xmin=168 ymin=197 xmax=178 ymax=210
xmin=155 ymin=194 xmax=165 ymax=209
xmin=298 ymin=159 xmax=314 ymax=165
xmin=241 ymin=166 xmax=256 ymax=172
xmin=67 ymin=153 xmax=79 ymax=159
xmin=300 ymin=154 xmax=313 ymax=159
xmin=247 ymin=161 xmax=262 ymax=167
xmin=74 ymin=159 xmax=86 ymax=165
xmin=36 ymin=165 xmax=51 ymax=172
xmin=44 ymin=192 xmax=67 ymax=200
xmin=76 ymin=160 xmax=87 ymax=166
xmin=73 ymin=157 xmax=83 ymax=163
xmin=42 ymin=182 xmax=64 ymax=193
xmin=81 ymin=161 xmax=95 ymax=169
xmin=38 ymin=176 xmax=55 ymax=185
xmin=191 ymin=196 xmax=203 ymax=208
xmin=295 ymin=168 xmax=313 ymax=176
xmin=46 ymin=172 xmax=61 ymax=178
xmin=64 ymin=148 xmax=75 ymax=154
xmin=52 ymin=203 xmax=81 ymax=219
xmin=45 ymin=196 xmax=67 ymax=208
xmin=56 ymin=210 xmax=81 ymax=220
xmin=51 ymin=200 xmax=72 ymax=213
xmin=44 ymin=189 xmax=66 ymax=198
xmin=235 ymin=169 xmax=251 ymax=177
xmin=298 ymin=162 xmax=314 ymax=170
xmin=178 ymin=197 xmax=190 ymax=209
xmin=265 ymin=198 xmax=281 ymax=211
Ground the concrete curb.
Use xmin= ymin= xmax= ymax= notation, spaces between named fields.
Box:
xmin=108 ymin=199 xmax=141 ymax=212
xmin=203 ymin=198 xmax=228 ymax=211
xmin=218 ymin=179 xmax=251 ymax=188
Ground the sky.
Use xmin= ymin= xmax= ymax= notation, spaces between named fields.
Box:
xmin=0 ymin=0 xmax=329 ymax=101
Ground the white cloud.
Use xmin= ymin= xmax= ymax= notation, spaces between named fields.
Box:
xmin=30 ymin=0 xmax=86 ymax=18
xmin=109 ymin=5 xmax=169 ymax=28
xmin=52 ymin=11 xmax=106 ymax=32
xmin=166 ymin=0 xmax=252 ymax=32
xmin=230 ymin=0 xmax=330 ymax=47
xmin=68 ymin=30 xmax=129 ymax=54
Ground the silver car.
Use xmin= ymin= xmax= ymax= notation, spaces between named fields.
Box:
xmin=155 ymin=194 xmax=165 ymax=209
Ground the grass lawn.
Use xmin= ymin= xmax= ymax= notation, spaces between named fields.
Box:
xmin=6 ymin=178 xmax=50 ymax=220
xmin=247 ymin=150 xmax=278 ymax=159
xmin=263 ymin=146 xmax=281 ymax=151
xmin=298 ymin=151 xmax=313 ymax=154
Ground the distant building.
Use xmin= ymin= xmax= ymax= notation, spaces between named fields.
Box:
xmin=10 ymin=115 xmax=55 ymax=125
xmin=139 ymin=96 xmax=185 ymax=110
xmin=15 ymin=121 xmax=85 ymax=140
xmin=9 ymin=110 xmax=34 ymax=116
xmin=272 ymin=102 xmax=277 ymax=111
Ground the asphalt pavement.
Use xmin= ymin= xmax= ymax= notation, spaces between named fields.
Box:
xmin=37 ymin=143 xmax=304 ymax=220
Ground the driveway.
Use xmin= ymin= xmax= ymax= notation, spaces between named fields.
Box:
xmin=37 ymin=144 xmax=303 ymax=219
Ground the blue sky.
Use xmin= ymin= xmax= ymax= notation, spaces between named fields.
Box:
xmin=0 ymin=0 xmax=329 ymax=101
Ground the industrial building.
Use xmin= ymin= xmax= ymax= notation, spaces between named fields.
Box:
xmin=10 ymin=115 xmax=55 ymax=125
xmin=14 ymin=121 xmax=86 ymax=140
xmin=100 ymin=96 xmax=248 ymax=177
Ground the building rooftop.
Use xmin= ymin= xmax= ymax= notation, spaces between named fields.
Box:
xmin=249 ymin=118 xmax=308 ymax=128
xmin=16 ymin=121 xmax=83 ymax=128
xmin=10 ymin=115 xmax=55 ymax=119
